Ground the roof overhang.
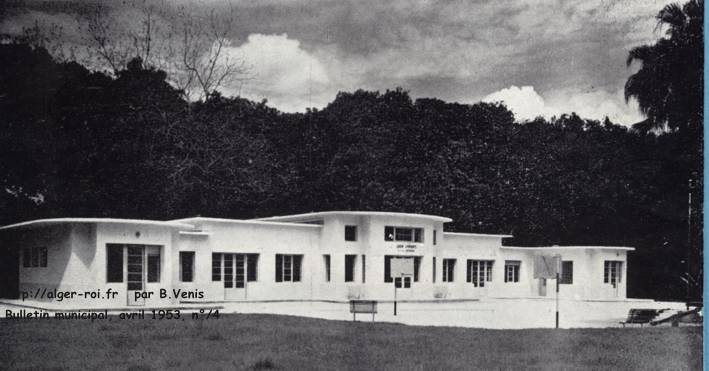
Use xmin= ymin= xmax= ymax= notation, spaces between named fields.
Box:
xmin=0 ymin=218 xmax=194 ymax=231
xmin=443 ymin=232 xmax=513 ymax=238
xmin=171 ymin=217 xmax=324 ymax=229
xmin=255 ymin=211 xmax=453 ymax=223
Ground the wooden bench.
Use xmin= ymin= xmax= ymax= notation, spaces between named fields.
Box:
xmin=620 ymin=309 xmax=658 ymax=327
xmin=350 ymin=300 xmax=377 ymax=322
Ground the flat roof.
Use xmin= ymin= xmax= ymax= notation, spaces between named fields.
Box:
xmin=170 ymin=217 xmax=323 ymax=229
xmin=501 ymin=246 xmax=635 ymax=251
xmin=0 ymin=218 xmax=194 ymax=231
xmin=255 ymin=211 xmax=453 ymax=223
xmin=443 ymin=232 xmax=513 ymax=239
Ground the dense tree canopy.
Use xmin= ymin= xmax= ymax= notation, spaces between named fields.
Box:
xmin=0 ymin=39 xmax=701 ymax=301
xmin=625 ymin=0 xmax=703 ymax=132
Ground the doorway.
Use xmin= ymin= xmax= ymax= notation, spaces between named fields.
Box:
xmin=0 ymin=244 xmax=19 ymax=299
xmin=219 ymin=253 xmax=258 ymax=300
xmin=107 ymin=244 xmax=161 ymax=306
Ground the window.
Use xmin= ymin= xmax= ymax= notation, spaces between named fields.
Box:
xmin=443 ymin=259 xmax=456 ymax=282
xmin=107 ymin=245 xmax=160 ymax=283
xmin=23 ymin=247 xmax=47 ymax=268
xmin=323 ymin=255 xmax=331 ymax=282
xmin=212 ymin=253 xmax=222 ymax=281
xmin=246 ymin=254 xmax=259 ymax=282
xmin=384 ymin=256 xmax=392 ymax=282
xmin=127 ymin=246 xmax=143 ymax=290
xmin=215 ymin=253 xmax=259 ymax=286
xmin=362 ymin=254 xmax=366 ymax=283
xmin=22 ymin=247 xmax=31 ymax=267
xmin=604 ymin=261 xmax=623 ymax=287
xmin=39 ymin=247 xmax=47 ymax=267
xmin=413 ymin=257 xmax=421 ymax=281
xmin=345 ymin=225 xmax=357 ymax=241
xmin=276 ymin=254 xmax=302 ymax=282
xmin=224 ymin=254 xmax=233 ymax=288
xmin=234 ymin=254 xmax=245 ymax=288
xmin=560 ymin=261 xmax=573 ymax=284
xmin=394 ymin=276 xmax=412 ymax=288
xmin=504 ymin=261 xmax=520 ymax=283
xmin=384 ymin=226 xmax=423 ymax=242
xmin=180 ymin=252 xmax=194 ymax=282
xmin=383 ymin=256 xmax=421 ymax=283
xmin=345 ymin=255 xmax=357 ymax=282
xmin=433 ymin=230 xmax=437 ymax=245
xmin=467 ymin=260 xmax=494 ymax=287
xmin=432 ymin=257 xmax=436 ymax=283
xmin=31 ymin=247 xmax=39 ymax=267
xmin=106 ymin=244 xmax=123 ymax=282
xmin=146 ymin=247 xmax=160 ymax=283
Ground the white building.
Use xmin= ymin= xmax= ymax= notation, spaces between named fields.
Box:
xmin=0 ymin=211 xmax=631 ymax=308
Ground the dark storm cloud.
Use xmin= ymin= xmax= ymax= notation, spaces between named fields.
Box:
xmin=1 ymin=0 xmax=673 ymax=123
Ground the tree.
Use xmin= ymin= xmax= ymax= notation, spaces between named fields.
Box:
xmin=13 ymin=0 xmax=249 ymax=101
xmin=625 ymin=0 xmax=703 ymax=132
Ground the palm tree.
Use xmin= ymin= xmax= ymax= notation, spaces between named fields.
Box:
xmin=625 ymin=0 xmax=703 ymax=132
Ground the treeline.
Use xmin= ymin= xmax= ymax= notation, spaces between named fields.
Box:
xmin=0 ymin=43 xmax=701 ymax=300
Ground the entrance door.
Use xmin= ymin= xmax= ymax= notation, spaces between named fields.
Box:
xmin=0 ymin=244 xmax=19 ymax=299
xmin=605 ymin=261 xmax=622 ymax=298
xmin=224 ymin=254 xmax=247 ymax=300
xmin=127 ymin=246 xmax=145 ymax=306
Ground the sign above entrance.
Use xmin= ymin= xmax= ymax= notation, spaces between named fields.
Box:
xmin=391 ymin=257 xmax=414 ymax=277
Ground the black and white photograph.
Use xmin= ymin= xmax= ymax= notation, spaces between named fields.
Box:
xmin=0 ymin=0 xmax=703 ymax=369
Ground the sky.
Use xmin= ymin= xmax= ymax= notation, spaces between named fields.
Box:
xmin=1 ymin=0 xmax=677 ymax=125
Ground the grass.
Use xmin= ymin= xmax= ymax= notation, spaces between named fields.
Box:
xmin=0 ymin=313 xmax=702 ymax=370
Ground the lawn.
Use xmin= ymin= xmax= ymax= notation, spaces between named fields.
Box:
xmin=0 ymin=313 xmax=702 ymax=370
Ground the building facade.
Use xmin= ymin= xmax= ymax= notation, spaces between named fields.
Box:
xmin=0 ymin=212 xmax=631 ymax=308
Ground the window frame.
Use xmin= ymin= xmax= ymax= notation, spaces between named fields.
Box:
xmin=442 ymin=258 xmax=456 ymax=282
xmin=212 ymin=253 xmax=222 ymax=281
xmin=106 ymin=244 xmax=124 ymax=283
xmin=361 ymin=254 xmax=366 ymax=283
xmin=432 ymin=257 xmax=436 ymax=283
xmin=275 ymin=254 xmax=303 ymax=283
xmin=23 ymin=246 xmax=48 ymax=268
xmin=22 ymin=247 xmax=31 ymax=268
xmin=180 ymin=251 xmax=195 ymax=283
xmin=146 ymin=246 xmax=161 ymax=283
xmin=345 ymin=225 xmax=358 ymax=242
xmin=504 ymin=260 xmax=520 ymax=283
xmin=345 ymin=254 xmax=357 ymax=282
xmin=323 ymin=254 xmax=331 ymax=282
xmin=384 ymin=226 xmax=424 ymax=243
xmin=467 ymin=259 xmax=494 ymax=287
xmin=560 ymin=260 xmax=573 ymax=284
xmin=604 ymin=260 xmax=623 ymax=287
xmin=246 ymin=254 xmax=259 ymax=282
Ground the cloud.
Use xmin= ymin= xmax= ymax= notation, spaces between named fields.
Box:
xmin=483 ymin=85 xmax=643 ymax=125
xmin=1 ymin=0 xmax=672 ymax=120
xmin=482 ymin=86 xmax=555 ymax=122
xmin=220 ymin=33 xmax=335 ymax=112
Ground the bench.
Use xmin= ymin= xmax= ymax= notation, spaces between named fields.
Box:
xmin=651 ymin=307 xmax=703 ymax=326
xmin=620 ymin=309 xmax=658 ymax=327
xmin=350 ymin=300 xmax=377 ymax=322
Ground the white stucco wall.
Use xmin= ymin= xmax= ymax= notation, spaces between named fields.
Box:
xmin=174 ymin=219 xmax=322 ymax=302
xmin=95 ymin=222 xmax=178 ymax=307
xmin=4 ymin=213 xmax=632 ymax=308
